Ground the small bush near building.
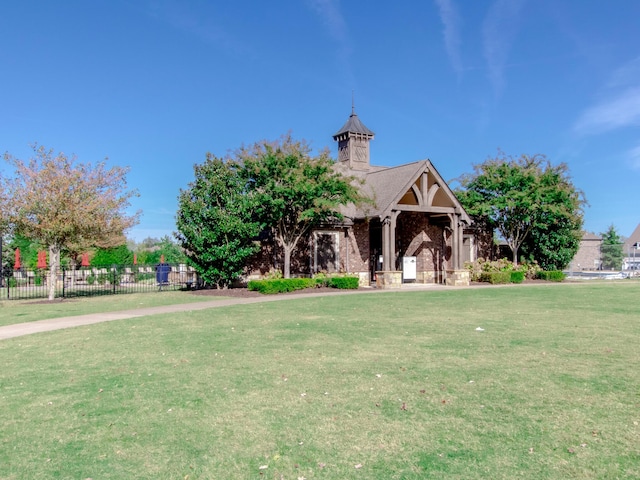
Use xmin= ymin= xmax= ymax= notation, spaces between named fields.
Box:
xmin=479 ymin=271 xmax=512 ymax=284
xmin=466 ymin=258 xmax=539 ymax=283
xmin=248 ymin=275 xmax=360 ymax=294
xmin=510 ymin=271 xmax=525 ymax=283
xmin=327 ymin=276 xmax=360 ymax=289
xmin=247 ymin=278 xmax=316 ymax=294
xmin=537 ymin=270 xmax=566 ymax=282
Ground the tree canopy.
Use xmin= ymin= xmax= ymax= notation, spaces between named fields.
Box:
xmin=601 ymin=224 xmax=624 ymax=270
xmin=176 ymin=134 xmax=367 ymax=284
xmin=238 ymin=134 xmax=366 ymax=278
xmin=456 ymin=152 xmax=585 ymax=267
xmin=2 ymin=145 xmax=140 ymax=299
xmin=176 ymin=154 xmax=262 ymax=288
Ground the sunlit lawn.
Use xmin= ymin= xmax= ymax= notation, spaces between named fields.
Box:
xmin=0 ymin=290 xmax=217 ymax=327
xmin=1 ymin=282 xmax=639 ymax=479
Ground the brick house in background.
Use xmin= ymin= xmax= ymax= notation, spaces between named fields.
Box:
xmin=249 ymin=110 xmax=473 ymax=287
xmin=570 ymin=232 xmax=602 ymax=271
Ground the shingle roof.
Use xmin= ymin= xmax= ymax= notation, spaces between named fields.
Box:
xmin=623 ymin=223 xmax=640 ymax=249
xmin=338 ymin=159 xmax=471 ymax=223
xmin=581 ymin=232 xmax=602 ymax=241
xmin=333 ymin=112 xmax=375 ymax=138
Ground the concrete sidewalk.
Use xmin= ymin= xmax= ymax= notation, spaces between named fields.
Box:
xmin=0 ymin=288 xmax=396 ymax=340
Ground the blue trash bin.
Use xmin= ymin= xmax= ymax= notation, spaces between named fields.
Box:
xmin=156 ymin=263 xmax=170 ymax=285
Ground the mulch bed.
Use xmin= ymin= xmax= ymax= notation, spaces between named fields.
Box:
xmin=189 ymin=286 xmax=354 ymax=298
xmin=191 ymin=278 xmax=560 ymax=298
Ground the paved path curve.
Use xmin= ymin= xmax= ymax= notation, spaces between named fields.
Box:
xmin=0 ymin=288 xmax=399 ymax=340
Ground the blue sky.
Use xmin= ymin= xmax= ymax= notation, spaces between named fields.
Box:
xmin=2 ymin=1 xmax=639 ymax=241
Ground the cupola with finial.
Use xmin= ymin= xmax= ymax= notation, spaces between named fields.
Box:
xmin=333 ymin=99 xmax=375 ymax=171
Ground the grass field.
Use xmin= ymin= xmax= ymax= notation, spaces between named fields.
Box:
xmin=0 ymin=291 xmax=218 ymax=327
xmin=0 ymin=282 xmax=639 ymax=479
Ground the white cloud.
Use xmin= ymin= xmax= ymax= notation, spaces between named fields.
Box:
xmin=482 ymin=0 xmax=526 ymax=94
xmin=574 ymin=87 xmax=640 ymax=135
xmin=574 ymin=58 xmax=640 ymax=135
xmin=434 ymin=0 xmax=463 ymax=77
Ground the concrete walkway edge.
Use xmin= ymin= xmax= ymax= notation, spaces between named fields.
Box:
xmin=0 ymin=288 xmax=398 ymax=340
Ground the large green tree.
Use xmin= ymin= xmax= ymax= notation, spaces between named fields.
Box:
xmin=175 ymin=154 xmax=261 ymax=288
xmin=2 ymin=145 xmax=139 ymax=300
xmin=238 ymin=134 xmax=366 ymax=278
xmin=457 ymin=152 xmax=585 ymax=267
xmin=601 ymin=224 xmax=624 ymax=270
xmin=92 ymin=244 xmax=133 ymax=266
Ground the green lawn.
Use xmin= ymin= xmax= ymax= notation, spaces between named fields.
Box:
xmin=1 ymin=283 xmax=639 ymax=479
xmin=0 ymin=291 xmax=219 ymax=327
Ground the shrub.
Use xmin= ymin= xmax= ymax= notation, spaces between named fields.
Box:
xmin=518 ymin=260 xmax=542 ymax=280
xmin=537 ymin=270 xmax=566 ymax=282
xmin=248 ymin=278 xmax=316 ymax=294
xmin=479 ymin=271 xmax=511 ymax=284
xmin=510 ymin=271 xmax=525 ymax=283
xmin=8 ymin=278 xmax=17 ymax=288
xmin=466 ymin=258 xmax=539 ymax=282
xmin=313 ymin=272 xmax=329 ymax=287
xmin=327 ymin=276 xmax=360 ymax=289
xmin=87 ymin=275 xmax=96 ymax=285
xmin=264 ymin=269 xmax=283 ymax=280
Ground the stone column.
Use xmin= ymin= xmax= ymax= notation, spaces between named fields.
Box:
xmin=382 ymin=216 xmax=391 ymax=270
xmin=390 ymin=211 xmax=399 ymax=271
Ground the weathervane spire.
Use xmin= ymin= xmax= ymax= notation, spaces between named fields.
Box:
xmin=351 ymin=90 xmax=355 ymax=115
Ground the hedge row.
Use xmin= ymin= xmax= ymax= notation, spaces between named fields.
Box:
xmin=537 ymin=270 xmax=566 ymax=282
xmin=247 ymin=278 xmax=316 ymax=294
xmin=247 ymin=276 xmax=360 ymax=294
xmin=479 ymin=270 xmax=563 ymax=284
xmin=326 ymin=276 xmax=360 ymax=289
xmin=479 ymin=271 xmax=512 ymax=284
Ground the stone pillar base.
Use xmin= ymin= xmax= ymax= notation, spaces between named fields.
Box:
xmin=375 ymin=271 xmax=403 ymax=289
xmin=418 ymin=271 xmax=446 ymax=284
xmin=445 ymin=269 xmax=470 ymax=287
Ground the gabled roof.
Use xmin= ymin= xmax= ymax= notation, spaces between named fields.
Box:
xmin=340 ymin=159 xmax=471 ymax=224
xmin=581 ymin=232 xmax=602 ymax=241
xmin=623 ymin=223 xmax=640 ymax=250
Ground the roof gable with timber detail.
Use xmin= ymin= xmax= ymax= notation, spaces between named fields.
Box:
xmin=339 ymin=159 xmax=471 ymax=224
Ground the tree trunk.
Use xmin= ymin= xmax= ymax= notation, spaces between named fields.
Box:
xmin=48 ymin=245 xmax=61 ymax=301
xmin=283 ymin=244 xmax=292 ymax=279
xmin=511 ymin=246 xmax=518 ymax=266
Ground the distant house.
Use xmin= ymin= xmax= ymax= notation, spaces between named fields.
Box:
xmin=623 ymin=223 xmax=640 ymax=270
xmin=248 ymin=109 xmax=473 ymax=287
xmin=570 ymin=232 xmax=602 ymax=271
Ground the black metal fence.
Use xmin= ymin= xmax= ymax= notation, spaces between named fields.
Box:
xmin=0 ymin=264 xmax=199 ymax=301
